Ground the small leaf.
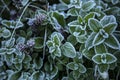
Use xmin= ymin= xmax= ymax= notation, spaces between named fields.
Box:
xmin=2 ymin=20 xmax=11 ymax=27
xmin=73 ymin=70 xmax=80 ymax=79
xmin=52 ymin=11 xmax=66 ymax=27
xmin=34 ymin=37 xmax=44 ymax=49
xmin=61 ymin=42 xmax=76 ymax=58
xmin=99 ymin=29 xmax=109 ymax=38
xmin=88 ymin=18 xmax=102 ymax=32
xmin=49 ymin=66 xmax=58 ymax=79
xmin=23 ymin=54 xmax=32 ymax=63
xmin=69 ymin=0 xmax=82 ymax=8
xmin=9 ymin=71 xmax=21 ymax=80
xmin=5 ymin=38 xmax=15 ymax=48
xmin=76 ymin=35 xmax=87 ymax=43
xmin=67 ymin=62 xmax=78 ymax=70
xmin=2 ymin=29 xmax=11 ymax=38
xmin=98 ymin=64 xmax=109 ymax=73
xmin=7 ymin=48 xmax=16 ymax=54
xmin=106 ymin=53 xmax=117 ymax=64
xmin=92 ymin=54 xmax=102 ymax=64
xmin=67 ymin=35 xmax=78 ymax=45
xmin=94 ymin=44 xmax=107 ymax=54
xmin=16 ymin=37 xmax=25 ymax=44
xmin=52 ymin=34 xmax=61 ymax=46
xmin=33 ymin=57 xmax=43 ymax=69
xmin=82 ymin=1 xmax=96 ymax=11
xmin=15 ymin=63 xmax=22 ymax=70
xmin=93 ymin=33 xmax=105 ymax=46
xmin=2 ymin=20 xmax=23 ymax=29
xmin=49 ymin=46 xmax=56 ymax=53
xmin=30 ymin=71 xmax=45 ymax=80
xmin=46 ymin=40 xmax=53 ymax=48
xmin=105 ymin=35 xmax=120 ymax=49
xmin=0 ymin=48 xmax=6 ymax=55
xmin=67 ymin=8 xmax=79 ymax=16
xmin=103 ymin=23 xmax=117 ymax=34
xmin=68 ymin=20 xmax=79 ymax=27
xmin=51 ymin=32 xmax=64 ymax=42
xmin=78 ymin=63 xmax=86 ymax=73
xmin=82 ymin=48 xmax=95 ymax=60
xmin=85 ymin=32 xmax=96 ymax=49
xmin=84 ymin=12 xmax=95 ymax=23
xmin=100 ymin=15 xmax=116 ymax=26
xmin=53 ymin=46 xmax=61 ymax=57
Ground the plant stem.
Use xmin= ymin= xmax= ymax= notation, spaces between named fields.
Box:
xmin=43 ymin=27 xmax=47 ymax=59
xmin=10 ymin=2 xmax=31 ymax=40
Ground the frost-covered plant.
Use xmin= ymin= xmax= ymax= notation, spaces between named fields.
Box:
xmin=0 ymin=0 xmax=120 ymax=80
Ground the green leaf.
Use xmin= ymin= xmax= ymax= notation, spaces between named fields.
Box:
xmin=9 ymin=71 xmax=21 ymax=80
xmin=78 ymin=63 xmax=86 ymax=73
xmin=5 ymin=38 xmax=15 ymax=48
xmin=49 ymin=66 xmax=58 ymax=79
xmin=94 ymin=44 xmax=107 ymax=54
xmin=106 ymin=53 xmax=117 ymax=64
xmin=2 ymin=29 xmax=11 ymax=38
xmin=82 ymin=1 xmax=96 ymax=11
xmin=100 ymin=15 xmax=116 ymax=26
xmin=61 ymin=42 xmax=76 ymax=58
xmin=114 ymin=51 xmax=120 ymax=63
xmin=53 ymin=46 xmax=61 ymax=57
xmin=69 ymin=0 xmax=82 ymax=8
xmin=68 ymin=20 xmax=79 ymax=27
xmin=46 ymin=40 xmax=53 ymax=48
xmin=15 ymin=63 xmax=22 ymax=70
xmin=16 ymin=37 xmax=25 ymax=44
xmin=51 ymin=32 xmax=64 ymax=42
xmin=30 ymin=71 xmax=45 ymax=80
xmin=34 ymin=37 xmax=44 ymax=49
xmin=2 ymin=20 xmax=11 ymax=27
xmin=67 ymin=35 xmax=78 ymax=45
xmin=82 ymin=48 xmax=95 ymax=60
xmin=103 ymin=23 xmax=117 ymax=34
xmin=76 ymin=35 xmax=87 ymax=43
xmin=52 ymin=11 xmax=66 ymax=27
xmin=19 ymin=72 xmax=30 ymax=80
xmin=67 ymin=8 xmax=79 ymax=16
xmin=49 ymin=46 xmax=56 ymax=53
xmin=73 ymin=70 xmax=80 ymax=79
xmin=98 ymin=64 xmax=109 ymax=73
xmin=33 ymin=57 xmax=43 ymax=69
xmin=78 ymin=16 xmax=83 ymax=23
xmin=0 ymin=48 xmax=6 ymax=55
xmin=93 ymin=33 xmax=105 ymax=46
xmin=7 ymin=48 xmax=16 ymax=54
xmin=88 ymin=18 xmax=102 ymax=32
xmin=85 ymin=32 xmax=96 ymax=50
xmin=2 ymin=20 xmax=23 ymax=29
xmin=67 ymin=62 xmax=79 ymax=70
xmin=92 ymin=54 xmax=102 ymax=64
xmin=52 ymin=34 xmax=61 ymax=46
xmin=105 ymin=35 xmax=120 ymax=49
xmin=23 ymin=54 xmax=32 ymax=63
xmin=84 ymin=12 xmax=95 ymax=23
xmin=99 ymin=29 xmax=109 ymax=38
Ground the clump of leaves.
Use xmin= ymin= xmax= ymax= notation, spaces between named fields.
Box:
xmin=0 ymin=0 xmax=120 ymax=80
